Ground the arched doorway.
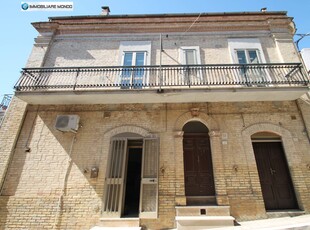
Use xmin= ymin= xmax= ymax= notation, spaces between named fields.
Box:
xmin=183 ymin=121 xmax=215 ymax=205
xmin=251 ymin=132 xmax=298 ymax=210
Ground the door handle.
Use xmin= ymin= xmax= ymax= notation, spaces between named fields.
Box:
xmin=270 ymin=168 xmax=276 ymax=175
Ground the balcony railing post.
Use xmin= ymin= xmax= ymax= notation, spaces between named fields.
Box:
xmin=185 ymin=66 xmax=190 ymax=87
xmin=242 ymin=64 xmax=249 ymax=86
xmin=159 ymin=67 xmax=162 ymax=91
xmin=73 ymin=68 xmax=80 ymax=90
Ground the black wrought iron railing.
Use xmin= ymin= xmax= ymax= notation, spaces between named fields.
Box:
xmin=14 ymin=63 xmax=309 ymax=91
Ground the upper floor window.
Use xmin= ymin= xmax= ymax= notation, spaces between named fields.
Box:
xmin=179 ymin=46 xmax=202 ymax=84
xmin=184 ymin=49 xmax=197 ymax=65
xmin=119 ymin=41 xmax=151 ymax=89
xmin=236 ymin=49 xmax=261 ymax=64
xmin=180 ymin=46 xmax=201 ymax=65
xmin=122 ymin=51 xmax=146 ymax=88
xmin=228 ymin=38 xmax=266 ymax=64
xmin=228 ymin=39 xmax=269 ymax=83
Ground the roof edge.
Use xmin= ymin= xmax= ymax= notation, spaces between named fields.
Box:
xmin=48 ymin=11 xmax=288 ymax=21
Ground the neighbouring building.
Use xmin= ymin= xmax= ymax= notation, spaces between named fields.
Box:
xmin=301 ymin=48 xmax=310 ymax=72
xmin=0 ymin=94 xmax=12 ymax=127
xmin=0 ymin=8 xmax=310 ymax=230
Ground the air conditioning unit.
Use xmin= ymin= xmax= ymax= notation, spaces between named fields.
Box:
xmin=55 ymin=115 xmax=80 ymax=132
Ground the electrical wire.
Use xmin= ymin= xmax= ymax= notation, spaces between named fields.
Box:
xmin=52 ymin=133 xmax=76 ymax=230
xmin=182 ymin=13 xmax=202 ymax=35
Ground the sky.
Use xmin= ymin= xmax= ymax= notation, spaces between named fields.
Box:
xmin=1 ymin=0 xmax=310 ymax=97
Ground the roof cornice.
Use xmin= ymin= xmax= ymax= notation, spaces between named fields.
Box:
xmin=31 ymin=11 xmax=294 ymax=35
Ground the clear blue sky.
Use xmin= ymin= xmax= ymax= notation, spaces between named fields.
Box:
xmin=1 ymin=0 xmax=310 ymax=96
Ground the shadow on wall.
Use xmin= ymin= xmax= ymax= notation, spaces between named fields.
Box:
xmin=0 ymin=192 xmax=9 ymax=228
xmin=1 ymin=106 xmax=105 ymax=208
xmin=0 ymin=106 xmax=105 ymax=227
xmin=44 ymin=39 xmax=117 ymax=67
xmin=41 ymin=35 xmax=280 ymax=67
xmin=43 ymin=35 xmax=276 ymax=68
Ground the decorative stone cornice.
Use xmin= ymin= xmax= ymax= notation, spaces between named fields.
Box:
xmin=31 ymin=12 xmax=294 ymax=36
xmin=34 ymin=32 xmax=54 ymax=47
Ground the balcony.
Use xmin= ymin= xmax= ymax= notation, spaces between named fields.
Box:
xmin=14 ymin=63 xmax=309 ymax=104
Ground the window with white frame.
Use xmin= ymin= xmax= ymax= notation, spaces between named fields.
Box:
xmin=236 ymin=49 xmax=261 ymax=64
xmin=180 ymin=46 xmax=203 ymax=85
xmin=180 ymin=46 xmax=201 ymax=65
xmin=119 ymin=41 xmax=151 ymax=88
xmin=228 ymin=39 xmax=269 ymax=84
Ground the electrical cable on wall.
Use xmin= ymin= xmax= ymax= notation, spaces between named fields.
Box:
xmin=52 ymin=133 xmax=76 ymax=230
xmin=161 ymin=12 xmax=203 ymax=67
xmin=182 ymin=12 xmax=202 ymax=35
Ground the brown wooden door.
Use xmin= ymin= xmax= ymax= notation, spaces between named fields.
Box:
xmin=252 ymin=142 xmax=298 ymax=210
xmin=183 ymin=134 xmax=215 ymax=196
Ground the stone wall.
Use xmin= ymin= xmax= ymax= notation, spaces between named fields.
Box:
xmin=0 ymin=101 xmax=309 ymax=229
xmin=43 ymin=33 xmax=284 ymax=68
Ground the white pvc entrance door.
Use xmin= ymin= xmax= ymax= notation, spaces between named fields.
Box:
xmin=102 ymin=137 xmax=159 ymax=219
xmin=140 ymin=138 xmax=159 ymax=218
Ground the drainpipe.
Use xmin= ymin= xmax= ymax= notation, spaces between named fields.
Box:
xmin=295 ymin=100 xmax=310 ymax=143
xmin=292 ymin=31 xmax=310 ymax=143
xmin=158 ymin=33 xmax=163 ymax=93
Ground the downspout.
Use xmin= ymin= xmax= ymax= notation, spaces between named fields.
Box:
xmin=158 ymin=33 xmax=163 ymax=93
xmin=291 ymin=24 xmax=310 ymax=143
xmin=295 ymin=100 xmax=310 ymax=143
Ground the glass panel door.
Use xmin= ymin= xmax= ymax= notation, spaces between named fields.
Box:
xmin=121 ymin=51 xmax=145 ymax=89
xmin=185 ymin=49 xmax=197 ymax=65
xmin=183 ymin=49 xmax=202 ymax=85
xmin=121 ymin=52 xmax=133 ymax=88
xmin=236 ymin=49 xmax=263 ymax=84
xmin=133 ymin=52 xmax=145 ymax=88
xmin=248 ymin=50 xmax=259 ymax=64
xmin=237 ymin=50 xmax=247 ymax=64
xmin=140 ymin=138 xmax=159 ymax=219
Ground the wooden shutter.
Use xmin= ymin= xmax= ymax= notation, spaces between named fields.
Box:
xmin=102 ymin=138 xmax=127 ymax=217
xmin=139 ymin=138 xmax=159 ymax=219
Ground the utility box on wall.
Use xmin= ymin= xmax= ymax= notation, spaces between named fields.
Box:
xmin=55 ymin=115 xmax=80 ymax=132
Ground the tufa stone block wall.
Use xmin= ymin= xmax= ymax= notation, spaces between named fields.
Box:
xmin=0 ymin=101 xmax=309 ymax=229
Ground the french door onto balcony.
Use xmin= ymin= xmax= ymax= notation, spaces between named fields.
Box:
xmin=236 ymin=49 xmax=267 ymax=85
xmin=121 ymin=51 xmax=146 ymax=89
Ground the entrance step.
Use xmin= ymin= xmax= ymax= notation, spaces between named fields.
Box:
xmin=91 ymin=228 xmax=141 ymax=230
xmin=186 ymin=196 xmax=216 ymax=206
xmin=267 ymin=210 xmax=305 ymax=218
xmin=176 ymin=206 xmax=235 ymax=230
xmin=95 ymin=218 xmax=140 ymax=228
xmin=176 ymin=206 xmax=231 ymax=216
xmin=176 ymin=216 xmax=235 ymax=230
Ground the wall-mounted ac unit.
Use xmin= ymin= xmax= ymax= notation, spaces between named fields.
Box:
xmin=55 ymin=115 xmax=80 ymax=132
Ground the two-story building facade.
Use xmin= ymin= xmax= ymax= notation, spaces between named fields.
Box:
xmin=0 ymin=9 xmax=309 ymax=229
